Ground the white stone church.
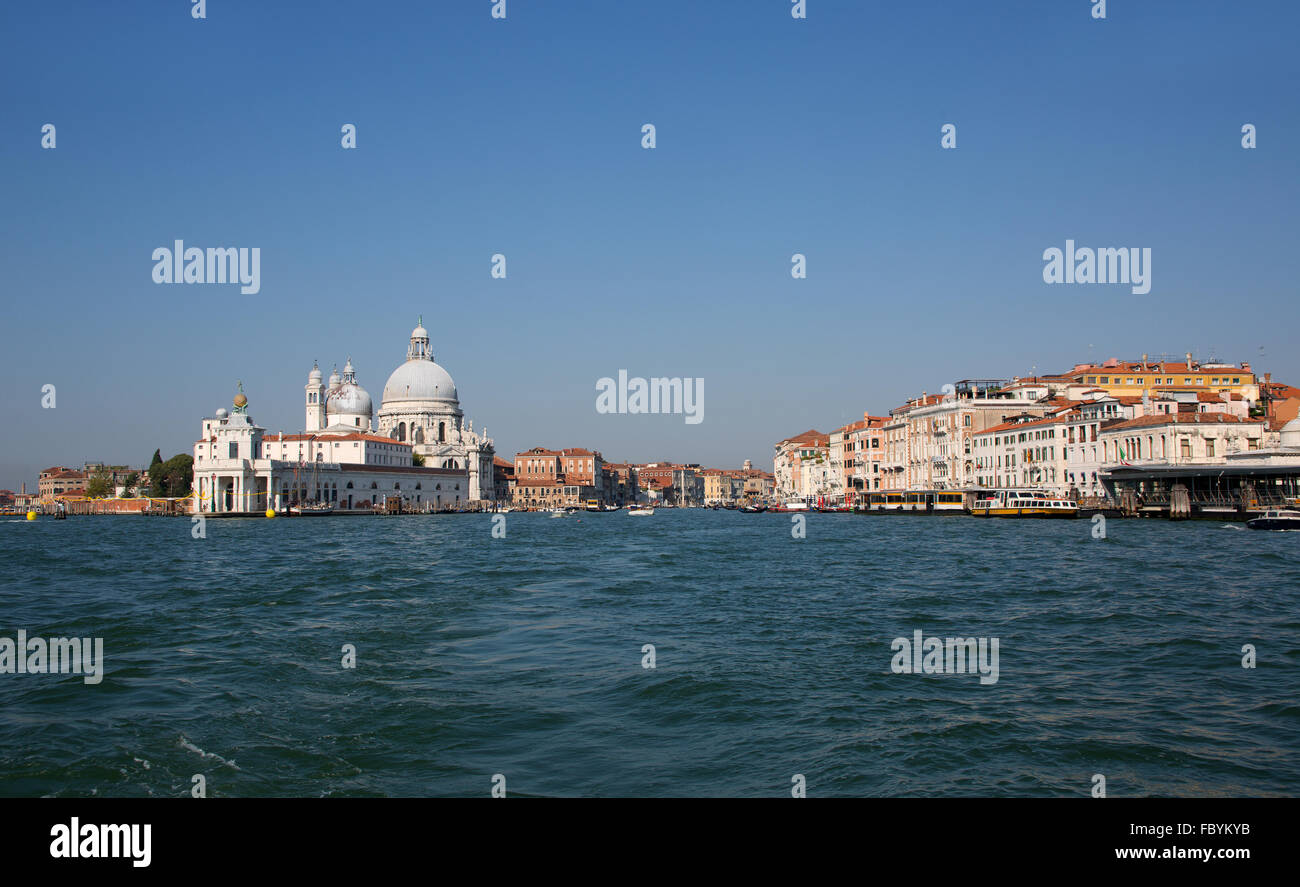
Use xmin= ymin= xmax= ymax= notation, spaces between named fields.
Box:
xmin=192 ymin=320 xmax=498 ymax=513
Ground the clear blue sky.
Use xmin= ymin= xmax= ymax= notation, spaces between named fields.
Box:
xmin=2 ymin=1 xmax=1297 ymax=489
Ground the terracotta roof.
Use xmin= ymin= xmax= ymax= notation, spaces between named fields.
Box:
xmin=266 ymin=432 xmax=409 ymax=446
xmin=518 ymin=447 xmax=562 ymax=457
xmin=778 ymin=429 xmax=828 ymax=447
xmin=1104 ymin=412 xmax=1258 ymax=431
xmin=978 ymin=415 xmax=1065 ymax=435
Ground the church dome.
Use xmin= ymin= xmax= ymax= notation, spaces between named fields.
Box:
xmin=1281 ymin=416 xmax=1300 ymax=448
xmin=380 ymin=318 xmax=458 ymax=406
xmin=327 ymin=382 xmax=373 ymax=418
xmin=382 ymin=359 xmax=457 ymax=405
xmin=326 ymin=357 xmax=373 ymax=420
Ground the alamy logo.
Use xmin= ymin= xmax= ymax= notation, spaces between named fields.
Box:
xmin=890 ymin=630 xmax=999 ymax=685
xmin=50 ymin=818 xmax=150 ymax=867
xmin=595 ymin=370 xmax=703 ymax=425
xmin=0 ymin=630 xmax=104 ymax=684
xmin=1042 ymin=240 xmax=1150 ymax=295
xmin=152 ymin=240 xmax=261 ymax=294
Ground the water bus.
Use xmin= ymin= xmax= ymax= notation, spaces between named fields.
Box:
xmin=970 ymin=489 xmax=1078 ymax=518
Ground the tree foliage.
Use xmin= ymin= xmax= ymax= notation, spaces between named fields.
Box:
xmin=147 ymin=453 xmax=194 ymax=498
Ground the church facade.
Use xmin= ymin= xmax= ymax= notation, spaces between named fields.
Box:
xmin=191 ymin=320 xmax=497 ymax=513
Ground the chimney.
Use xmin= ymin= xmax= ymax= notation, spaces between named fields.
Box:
xmin=1141 ymin=353 xmax=1148 ymax=370
xmin=1186 ymin=351 xmax=1194 ymax=370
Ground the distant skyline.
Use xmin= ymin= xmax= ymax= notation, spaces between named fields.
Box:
xmin=2 ymin=1 xmax=1297 ymax=490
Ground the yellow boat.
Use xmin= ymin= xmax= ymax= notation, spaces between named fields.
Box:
xmin=970 ymin=489 xmax=1078 ymax=518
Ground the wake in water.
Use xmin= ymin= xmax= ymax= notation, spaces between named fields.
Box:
xmin=178 ymin=735 xmax=241 ymax=771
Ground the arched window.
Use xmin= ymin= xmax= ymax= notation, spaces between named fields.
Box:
xmin=397 ymin=422 xmax=406 ymax=442
xmin=346 ymin=482 xmax=353 ymax=489
xmin=438 ymin=422 xmax=445 ymax=443
xmin=370 ymin=482 xmax=378 ymax=489
xmin=394 ymin=483 xmax=400 ymax=490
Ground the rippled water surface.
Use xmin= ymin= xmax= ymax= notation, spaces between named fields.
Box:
xmin=1 ymin=511 xmax=1296 ymax=797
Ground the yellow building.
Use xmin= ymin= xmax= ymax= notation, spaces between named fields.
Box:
xmin=1067 ymin=354 xmax=1258 ymax=405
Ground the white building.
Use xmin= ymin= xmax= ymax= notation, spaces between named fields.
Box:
xmin=374 ymin=319 xmax=497 ymax=502
xmin=192 ymin=319 xmax=499 ymax=513
xmin=192 ymin=399 xmax=470 ymax=514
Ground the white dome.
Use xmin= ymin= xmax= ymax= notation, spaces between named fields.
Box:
xmin=308 ymin=362 xmax=323 ymax=383
xmin=382 ymin=359 xmax=457 ymax=405
xmin=327 ymin=382 xmax=373 ymax=418
xmin=1281 ymin=416 xmax=1300 ymax=448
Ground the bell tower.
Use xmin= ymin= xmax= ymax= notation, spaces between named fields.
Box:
xmin=305 ymin=361 xmax=325 ymax=431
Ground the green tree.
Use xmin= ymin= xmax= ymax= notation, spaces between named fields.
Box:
xmin=411 ymin=452 xmax=425 ymax=466
xmin=121 ymin=471 xmax=139 ymax=498
xmin=147 ymin=453 xmax=193 ymax=498
xmin=85 ymin=469 xmax=114 ymax=498
xmin=147 ymin=449 xmax=164 ymax=496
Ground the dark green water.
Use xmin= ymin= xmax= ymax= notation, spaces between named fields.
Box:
xmin=1 ymin=510 xmax=1296 ymax=797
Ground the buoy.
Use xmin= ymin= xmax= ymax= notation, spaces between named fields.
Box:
xmin=25 ymin=511 xmax=37 ymax=521
xmin=265 ymin=508 xmax=276 ymax=518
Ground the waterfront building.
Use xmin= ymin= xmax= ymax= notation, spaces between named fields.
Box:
xmin=742 ymin=470 xmax=775 ymax=501
xmin=885 ymin=385 xmax=1049 ymax=492
xmin=633 ymin=463 xmax=681 ymax=502
xmin=38 ymin=467 xmax=86 ymax=499
xmin=773 ymin=430 xmax=830 ymax=503
xmin=843 ymin=415 xmax=888 ymax=502
xmin=296 ymin=319 xmax=498 ymax=502
xmin=493 ymin=457 xmax=514 ymax=503
xmin=373 ymin=320 xmax=497 ymax=501
xmin=1063 ymin=354 xmax=1259 ymax=406
xmin=510 ymin=446 xmax=610 ymax=508
xmin=192 ymin=389 xmax=470 ymax=513
xmin=972 ymin=415 xmax=1069 ymax=493
xmin=1096 ymin=413 xmax=1265 ymax=468
xmin=603 ymin=462 xmax=640 ymax=506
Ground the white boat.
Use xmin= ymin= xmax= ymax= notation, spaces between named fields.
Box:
xmin=628 ymin=507 xmax=655 ymax=516
xmin=1247 ymin=509 xmax=1300 ymax=530
xmin=970 ymin=489 xmax=1077 ymax=518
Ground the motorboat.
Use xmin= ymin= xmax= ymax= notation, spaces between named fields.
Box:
xmin=1247 ymin=509 xmax=1300 ymax=530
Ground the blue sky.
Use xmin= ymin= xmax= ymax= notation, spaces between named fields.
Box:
xmin=2 ymin=1 xmax=1297 ymax=489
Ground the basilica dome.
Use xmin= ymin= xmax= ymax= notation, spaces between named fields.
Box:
xmin=380 ymin=321 xmax=458 ymax=406
xmin=382 ymin=359 xmax=457 ymax=405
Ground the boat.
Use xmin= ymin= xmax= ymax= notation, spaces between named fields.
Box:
xmin=290 ymin=501 xmax=335 ymax=516
xmin=628 ymin=507 xmax=654 ymax=516
xmin=739 ymin=504 xmax=767 ymax=513
xmin=1246 ymin=509 xmax=1300 ymax=530
xmin=969 ymin=489 xmax=1077 ymax=518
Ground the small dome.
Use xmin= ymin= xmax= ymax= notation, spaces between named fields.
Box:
xmin=328 ymin=365 xmax=342 ymax=387
xmin=1281 ymin=416 xmax=1300 ymax=448
xmin=309 ymin=362 xmax=323 ymax=383
xmin=215 ymin=407 xmax=229 ymax=419
xmin=327 ymin=383 xmax=373 ymax=419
